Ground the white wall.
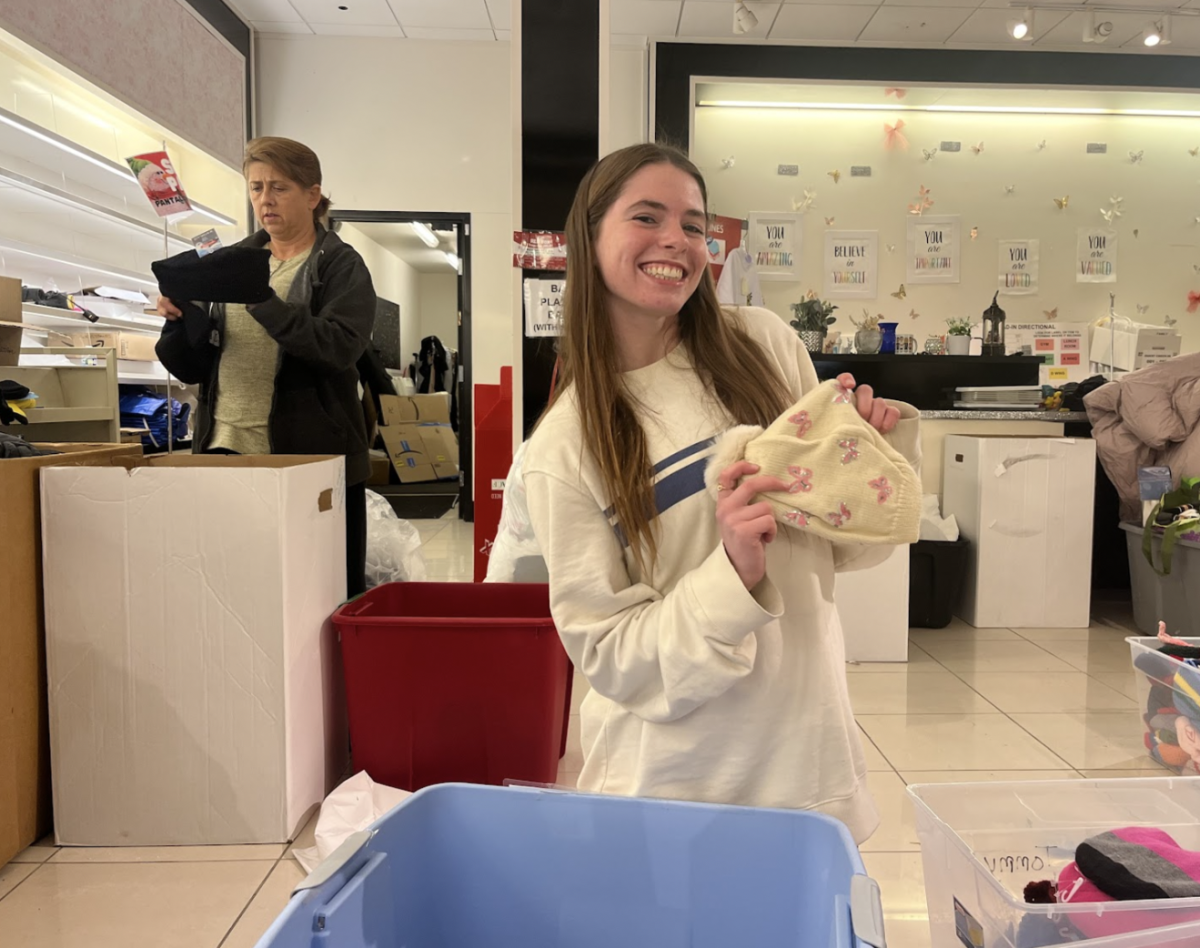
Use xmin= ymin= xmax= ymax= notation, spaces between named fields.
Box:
xmin=694 ymin=103 xmax=1199 ymax=359
xmin=337 ymin=222 xmax=421 ymax=367
xmin=256 ymin=35 xmax=513 ymax=388
xmin=608 ymin=46 xmax=649 ymax=153
xmin=419 ymin=273 xmax=459 ymax=353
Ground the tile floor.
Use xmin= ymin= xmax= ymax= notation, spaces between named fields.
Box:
xmin=0 ymin=512 xmax=1164 ymax=948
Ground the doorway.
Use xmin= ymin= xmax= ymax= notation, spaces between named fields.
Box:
xmin=330 ymin=209 xmax=473 ymax=522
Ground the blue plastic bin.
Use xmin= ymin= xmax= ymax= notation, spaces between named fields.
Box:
xmin=257 ymin=784 xmax=885 ymax=948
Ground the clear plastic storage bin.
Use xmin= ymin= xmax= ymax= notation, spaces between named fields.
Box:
xmin=1126 ymin=635 xmax=1200 ymax=775
xmin=909 ymin=777 xmax=1200 ymax=948
xmin=257 ymin=783 xmax=886 ymax=948
xmin=1120 ymin=523 xmax=1200 ymax=636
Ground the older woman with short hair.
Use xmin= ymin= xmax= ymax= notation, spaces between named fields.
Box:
xmin=156 ymin=136 xmax=376 ymax=597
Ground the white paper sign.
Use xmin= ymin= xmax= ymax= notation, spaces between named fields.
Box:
xmin=523 ymin=277 xmax=565 ymax=337
xmin=906 ymin=215 xmax=960 ymax=284
xmin=1076 ymin=228 xmax=1118 ymax=283
xmin=747 ymin=212 xmax=802 ymax=281
xmin=998 ymin=239 xmax=1039 ymax=296
xmin=823 ymin=230 xmax=878 ymax=300
xmin=1006 ymin=321 xmax=1088 ymax=384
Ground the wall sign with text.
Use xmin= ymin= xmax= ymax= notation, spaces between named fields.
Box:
xmin=906 ymin=215 xmax=960 ymax=284
xmin=823 ymin=230 xmax=878 ymax=300
xmin=747 ymin=212 xmax=802 ymax=281
xmin=997 ymin=239 xmax=1039 ymax=296
xmin=1076 ymin=228 xmax=1117 ymax=284
xmin=523 ymin=278 xmax=565 ymax=337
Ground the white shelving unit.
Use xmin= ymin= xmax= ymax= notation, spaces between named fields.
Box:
xmin=2 ymin=347 xmax=119 ymax=442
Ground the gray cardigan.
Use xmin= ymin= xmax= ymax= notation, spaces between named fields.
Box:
xmin=156 ymin=225 xmax=377 ymax=485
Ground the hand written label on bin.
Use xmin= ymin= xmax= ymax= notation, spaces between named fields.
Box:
xmin=954 ymin=897 xmax=985 ymax=948
xmin=982 ymin=854 xmax=1045 ymax=875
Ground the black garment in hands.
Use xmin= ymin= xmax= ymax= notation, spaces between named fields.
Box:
xmin=152 ymin=246 xmax=273 ymax=305
xmin=155 ymin=225 xmax=378 ymax=485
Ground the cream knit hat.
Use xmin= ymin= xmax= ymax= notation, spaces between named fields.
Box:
xmin=704 ymin=379 xmax=921 ymax=545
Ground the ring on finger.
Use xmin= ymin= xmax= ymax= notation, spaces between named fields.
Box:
xmin=716 ymin=484 xmax=727 ymax=492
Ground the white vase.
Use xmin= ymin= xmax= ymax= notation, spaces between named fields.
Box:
xmin=946 ymin=335 xmax=971 ymax=356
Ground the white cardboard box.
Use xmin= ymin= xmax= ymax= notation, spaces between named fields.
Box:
xmin=41 ymin=455 xmax=349 ymax=846
xmin=943 ymin=435 xmax=1096 ymax=629
xmin=835 ymin=546 xmax=910 ymax=662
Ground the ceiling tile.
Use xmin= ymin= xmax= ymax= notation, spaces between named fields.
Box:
xmin=402 ymin=26 xmax=497 ymax=39
xmin=290 ymin=0 xmax=398 ymax=24
xmin=309 ymin=22 xmax=406 ymax=35
xmin=252 ymin=20 xmax=315 ymax=32
xmin=387 ymin=0 xmax=492 ymax=29
xmin=1033 ymin=11 xmax=1145 ymax=47
xmin=770 ymin=3 xmax=875 ymax=40
xmin=857 ymin=5 xmax=974 ymax=42
xmin=611 ymin=1 xmax=681 ymax=36
xmin=947 ymin=8 xmax=1069 ymax=44
xmin=226 ymin=0 xmax=305 ymax=21
xmin=678 ymin=1 xmax=782 ymax=40
xmin=485 ymin=0 xmax=511 ymax=29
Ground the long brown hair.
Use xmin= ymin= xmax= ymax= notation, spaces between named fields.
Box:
xmin=545 ymin=143 xmax=791 ymax=577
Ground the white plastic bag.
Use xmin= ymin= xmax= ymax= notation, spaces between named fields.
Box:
xmin=484 ymin=441 xmax=548 ymax=583
xmin=292 ymin=771 xmax=411 ymax=873
xmin=919 ymin=494 xmax=960 ymax=542
xmin=365 ymin=489 xmax=427 ymax=587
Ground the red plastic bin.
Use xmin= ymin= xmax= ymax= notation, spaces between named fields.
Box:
xmin=332 ymin=582 xmax=572 ymax=791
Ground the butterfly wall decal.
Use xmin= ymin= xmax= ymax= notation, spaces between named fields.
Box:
xmin=1100 ymin=208 xmax=1119 ymax=223
xmin=1044 ymin=307 xmax=1058 ymax=321
xmin=1190 ymin=147 xmax=1199 ymax=157
xmin=826 ymin=502 xmax=852 ymax=528
xmin=1133 ymin=229 xmax=1140 ymax=239
xmin=922 ymin=147 xmax=938 ymax=162
xmin=1189 ymin=291 xmax=1200 ymax=314
xmin=1193 ymin=264 xmax=1200 ymax=274
xmin=884 ymin=119 xmax=908 ymax=150
xmin=1130 ymin=150 xmax=1144 ymax=164
xmin=970 ymin=142 xmax=984 ymax=155
xmin=909 ymin=308 xmax=920 ymax=320
xmin=887 ymin=243 xmax=897 ymax=253
xmin=1166 ymin=314 xmax=1178 ymax=327
xmin=1110 ymin=195 xmax=1124 ymax=206
xmin=907 ymin=184 xmax=934 ymax=216
xmin=1054 ymin=196 xmax=1069 ymax=210
xmin=1137 ymin=303 xmax=1150 ymax=314
xmin=824 ymin=216 xmax=836 ymax=226
xmin=970 ymin=226 xmax=979 ymax=240
xmin=828 ymin=169 xmax=841 ymax=184
xmin=884 ymin=87 xmax=906 ymax=99
xmin=720 ymin=157 xmax=735 ymax=169
xmin=792 ymin=189 xmax=817 ymax=213
xmin=891 ymin=284 xmax=907 ymax=300
xmin=1004 ymin=185 xmax=1016 ymax=195
xmin=1037 ymin=140 xmax=1047 ymax=151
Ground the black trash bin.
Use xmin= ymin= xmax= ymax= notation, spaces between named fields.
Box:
xmin=909 ymin=538 xmax=969 ymax=629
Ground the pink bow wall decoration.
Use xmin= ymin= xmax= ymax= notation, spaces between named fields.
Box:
xmin=884 ymin=119 xmax=908 ymax=151
xmin=1188 ymin=290 xmax=1200 ymax=313
xmin=884 ymin=88 xmax=907 ymax=99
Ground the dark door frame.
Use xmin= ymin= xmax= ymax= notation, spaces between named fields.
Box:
xmin=330 ymin=209 xmax=475 ymax=523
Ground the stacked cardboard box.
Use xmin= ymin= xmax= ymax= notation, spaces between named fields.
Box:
xmin=378 ymin=393 xmax=459 ymax=484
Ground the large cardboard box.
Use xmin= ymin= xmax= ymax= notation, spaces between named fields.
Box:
xmin=377 ymin=394 xmax=458 ymax=484
xmin=0 ymin=443 xmax=142 ymax=867
xmin=48 ymin=330 xmax=159 ymax=362
xmin=943 ymin=436 xmax=1096 ymax=628
xmin=41 ymin=455 xmax=349 ymax=846
xmin=0 ymin=275 xmax=22 ymax=367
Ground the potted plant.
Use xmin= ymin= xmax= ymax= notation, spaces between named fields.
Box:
xmin=789 ymin=293 xmax=838 ymax=353
xmin=850 ymin=309 xmax=883 ymax=354
xmin=945 ymin=317 xmax=975 ymax=356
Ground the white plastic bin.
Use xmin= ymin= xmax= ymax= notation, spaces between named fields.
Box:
xmin=1121 ymin=523 xmax=1200 ymax=636
xmin=1126 ymin=635 xmax=1200 ymax=775
xmin=909 ymin=777 xmax=1200 ymax=948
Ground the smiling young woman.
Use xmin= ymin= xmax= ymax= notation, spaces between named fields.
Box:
xmin=522 ymin=142 xmax=919 ymax=842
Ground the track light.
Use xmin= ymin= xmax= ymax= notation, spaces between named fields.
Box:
xmin=410 ymin=221 xmax=439 ymax=248
xmin=733 ymin=1 xmax=758 ymax=35
xmin=1143 ymin=21 xmax=1162 ymax=46
xmin=1082 ymin=11 xmax=1113 ymax=43
xmin=1008 ymin=7 xmax=1032 ymax=41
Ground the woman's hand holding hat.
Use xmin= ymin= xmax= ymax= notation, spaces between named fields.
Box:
xmin=837 ymin=372 xmax=900 ymax=435
xmin=714 ymin=460 xmax=789 ymax=591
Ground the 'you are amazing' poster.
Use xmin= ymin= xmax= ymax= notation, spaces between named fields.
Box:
xmin=906 ymin=215 xmax=960 ymax=284
xmin=748 ymin=212 xmax=802 ymax=281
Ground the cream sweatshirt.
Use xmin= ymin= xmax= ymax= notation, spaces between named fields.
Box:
xmin=523 ymin=306 xmax=920 ymax=844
